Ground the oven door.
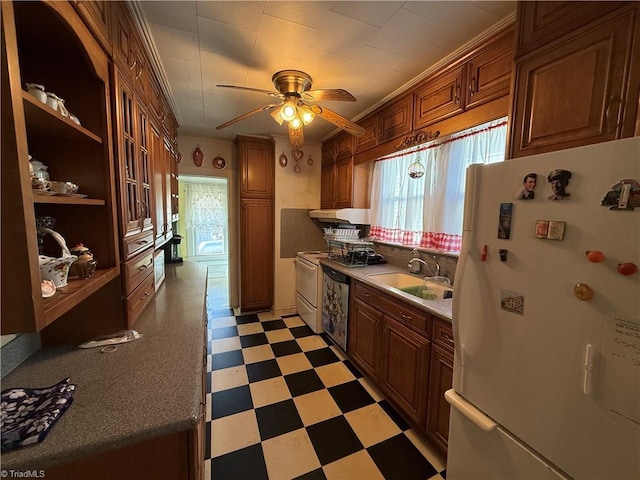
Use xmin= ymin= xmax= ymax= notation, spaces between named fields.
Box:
xmin=295 ymin=256 xmax=318 ymax=307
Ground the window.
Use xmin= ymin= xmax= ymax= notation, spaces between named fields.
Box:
xmin=370 ymin=118 xmax=507 ymax=253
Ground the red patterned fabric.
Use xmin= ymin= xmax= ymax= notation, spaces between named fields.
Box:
xmin=370 ymin=226 xmax=462 ymax=253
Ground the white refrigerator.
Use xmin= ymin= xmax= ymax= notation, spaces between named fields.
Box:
xmin=446 ymin=137 xmax=640 ymax=479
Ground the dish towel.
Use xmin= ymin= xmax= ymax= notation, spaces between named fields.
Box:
xmin=1 ymin=378 xmax=76 ymax=451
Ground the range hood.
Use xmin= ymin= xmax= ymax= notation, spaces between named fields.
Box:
xmin=309 ymin=208 xmax=370 ymax=225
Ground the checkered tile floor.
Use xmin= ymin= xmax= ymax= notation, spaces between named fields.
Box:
xmin=204 ymin=308 xmax=447 ymax=480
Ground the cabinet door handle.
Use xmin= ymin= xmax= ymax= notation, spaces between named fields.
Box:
xmin=605 ymin=95 xmax=622 ymax=134
xmin=400 ymin=312 xmax=412 ymax=320
xmin=136 ymin=63 xmax=143 ymax=81
xmin=469 ymin=76 xmax=477 ymax=97
xmin=361 ymin=292 xmax=370 ymax=298
xmin=141 ymin=291 xmax=151 ymax=299
xmin=137 ymin=239 xmax=149 ymax=245
xmin=129 ymin=57 xmax=137 ymax=71
xmin=454 ymin=82 xmax=461 ymax=104
xmin=137 ymin=264 xmax=149 ymax=270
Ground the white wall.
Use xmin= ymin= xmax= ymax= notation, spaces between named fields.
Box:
xmin=177 ymin=134 xmax=239 ymax=308
xmin=272 ymin=134 xmax=322 ymax=316
xmin=177 ymin=132 xmax=322 ymax=315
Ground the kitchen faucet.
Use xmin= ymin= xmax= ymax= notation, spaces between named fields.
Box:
xmin=408 ymin=257 xmax=437 ymax=277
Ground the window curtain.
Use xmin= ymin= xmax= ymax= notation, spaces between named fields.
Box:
xmin=370 ymin=118 xmax=507 ymax=253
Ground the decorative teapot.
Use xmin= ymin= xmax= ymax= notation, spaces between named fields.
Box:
xmin=38 ymin=228 xmax=77 ymax=287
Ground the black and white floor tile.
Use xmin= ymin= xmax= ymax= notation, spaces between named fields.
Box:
xmin=203 ymin=308 xmax=447 ymax=480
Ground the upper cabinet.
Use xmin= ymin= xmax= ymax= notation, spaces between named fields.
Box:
xmin=353 ymin=94 xmax=413 ymax=154
xmin=508 ymin=2 xmax=640 ymax=158
xmin=1 ymin=0 xmax=122 ymax=337
xmin=238 ymin=136 xmax=275 ymax=198
xmin=414 ymin=27 xmax=514 ymax=130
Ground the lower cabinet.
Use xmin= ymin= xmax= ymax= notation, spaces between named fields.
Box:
xmin=348 ymin=280 xmax=454 ymax=457
xmin=44 ymin=428 xmax=202 ymax=480
xmin=426 ymin=342 xmax=454 ymax=458
xmin=379 ymin=315 xmax=430 ymax=427
xmin=123 ymin=247 xmax=155 ymax=326
xmin=349 ymin=297 xmax=383 ymax=380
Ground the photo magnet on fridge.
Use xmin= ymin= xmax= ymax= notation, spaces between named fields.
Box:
xmin=516 ymin=173 xmax=537 ymax=200
xmin=498 ymin=203 xmax=513 ymax=239
xmin=547 ymin=169 xmax=572 ymax=200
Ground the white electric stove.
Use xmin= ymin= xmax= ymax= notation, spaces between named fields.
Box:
xmin=295 ymin=251 xmax=327 ymax=333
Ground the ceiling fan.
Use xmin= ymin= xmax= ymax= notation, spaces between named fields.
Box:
xmin=215 ymin=70 xmax=366 ymax=148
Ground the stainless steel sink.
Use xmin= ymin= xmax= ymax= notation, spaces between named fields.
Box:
xmin=367 ymin=272 xmax=453 ymax=300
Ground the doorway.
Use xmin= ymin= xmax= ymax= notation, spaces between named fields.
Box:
xmin=179 ymin=176 xmax=229 ymax=309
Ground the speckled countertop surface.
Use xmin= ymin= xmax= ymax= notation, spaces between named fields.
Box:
xmin=320 ymin=259 xmax=453 ymax=323
xmin=1 ymin=261 xmax=208 ymax=470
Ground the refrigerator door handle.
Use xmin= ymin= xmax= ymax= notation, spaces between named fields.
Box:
xmin=583 ymin=344 xmax=593 ymax=395
xmin=445 ymin=389 xmax=497 ymax=432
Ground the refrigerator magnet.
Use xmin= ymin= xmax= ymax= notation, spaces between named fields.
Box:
xmin=500 ymin=290 xmax=524 ymax=315
xmin=547 ymin=169 xmax=572 ymax=200
xmin=516 ymin=173 xmax=537 ymax=200
xmin=601 ymin=178 xmax=640 ymax=210
xmin=535 ymin=220 xmax=566 ymax=240
xmin=497 ymin=203 xmax=513 ymax=239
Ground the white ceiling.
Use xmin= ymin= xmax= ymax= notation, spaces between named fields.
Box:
xmin=135 ymin=1 xmax=516 ymax=144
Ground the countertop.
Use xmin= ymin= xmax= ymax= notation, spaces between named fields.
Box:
xmin=319 ymin=259 xmax=453 ymax=323
xmin=1 ymin=261 xmax=208 ymax=470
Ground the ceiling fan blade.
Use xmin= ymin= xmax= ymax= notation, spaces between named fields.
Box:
xmin=310 ymin=105 xmax=366 ymax=137
xmin=216 ymin=84 xmax=283 ymax=98
xmin=302 ymin=89 xmax=356 ymax=102
xmin=289 ymin=124 xmax=304 ymax=149
xmin=216 ymin=104 xmax=278 ymax=130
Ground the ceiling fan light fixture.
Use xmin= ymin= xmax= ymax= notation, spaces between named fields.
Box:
xmin=281 ymin=100 xmax=297 ymax=121
xmin=270 ymin=106 xmax=285 ymax=125
xmin=298 ymin=104 xmax=315 ymax=125
xmin=289 ymin=114 xmax=303 ymax=130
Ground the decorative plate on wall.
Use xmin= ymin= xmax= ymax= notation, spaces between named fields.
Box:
xmin=213 ymin=155 xmax=226 ymax=169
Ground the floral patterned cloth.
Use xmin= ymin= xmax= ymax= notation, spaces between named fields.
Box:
xmin=1 ymin=378 xmax=76 ymax=451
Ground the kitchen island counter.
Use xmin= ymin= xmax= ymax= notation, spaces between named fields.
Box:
xmin=1 ymin=261 xmax=208 ymax=471
xmin=319 ymin=259 xmax=453 ymax=323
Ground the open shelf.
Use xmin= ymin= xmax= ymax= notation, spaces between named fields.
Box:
xmin=41 ymin=267 xmax=120 ymax=328
xmin=22 ymin=92 xmax=102 ymax=144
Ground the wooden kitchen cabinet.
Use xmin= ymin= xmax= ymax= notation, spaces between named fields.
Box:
xmin=426 ymin=319 xmax=454 ymax=458
xmin=349 ymin=281 xmax=433 ymax=431
xmin=111 ymin=2 xmax=149 ymax=102
xmin=113 ymin=70 xmax=154 ymax=255
xmin=414 ymin=65 xmax=466 ymax=129
xmin=238 ymin=136 xmax=274 ymax=198
xmin=379 ymin=315 xmax=430 ymax=428
xmin=239 ymin=198 xmax=274 ymax=311
xmin=1 ymin=0 xmax=122 ymax=337
xmin=508 ymin=2 xmax=640 ymax=158
xmin=414 ymin=27 xmax=513 ymax=130
xmin=72 ymin=0 xmax=111 ymax=53
xmin=353 ymin=113 xmax=378 ymax=153
xmin=348 ymin=295 xmax=383 ymax=381
xmin=237 ymin=136 xmax=274 ymax=312
xmin=378 ymin=94 xmax=414 ymax=144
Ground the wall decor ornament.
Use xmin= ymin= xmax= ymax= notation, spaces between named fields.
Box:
xmin=307 ymin=155 xmax=313 ymax=166
xmin=395 ymin=130 xmax=440 ymax=150
xmin=192 ymin=145 xmax=203 ymax=167
xmin=213 ymin=155 xmax=226 ymax=169
xmin=279 ymin=151 xmax=288 ymax=167
xmin=291 ymin=148 xmax=303 ymax=173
